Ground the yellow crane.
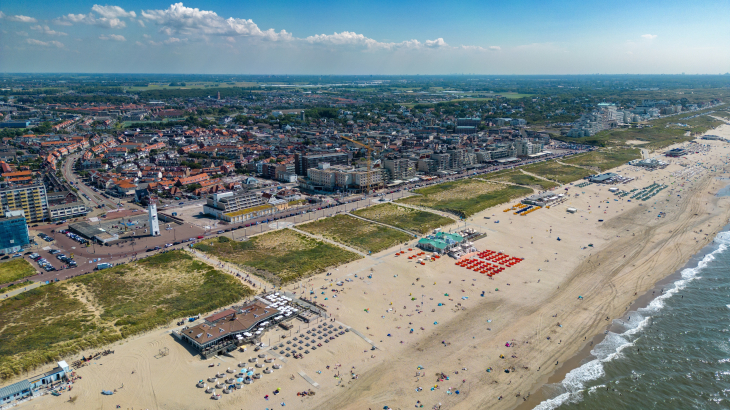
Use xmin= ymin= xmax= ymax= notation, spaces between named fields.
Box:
xmin=340 ymin=135 xmax=375 ymax=193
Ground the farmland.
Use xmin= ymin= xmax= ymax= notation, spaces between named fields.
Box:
xmin=522 ymin=161 xmax=594 ymax=184
xmin=194 ymin=230 xmax=362 ymax=284
xmin=299 ymin=214 xmax=412 ymax=254
xmin=0 ymin=251 xmax=251 ymax=380
xmin=352 ymin=203 xmax=454 ymax=234
xmin=397 ymin=179 xmax=533 ymax=218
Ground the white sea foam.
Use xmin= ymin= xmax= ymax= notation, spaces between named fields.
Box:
xmin=533 ymin=231 xmax=730 ymax=409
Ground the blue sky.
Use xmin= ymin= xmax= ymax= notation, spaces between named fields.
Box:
xmin=1 ymin=1 xmax=729 ymax=74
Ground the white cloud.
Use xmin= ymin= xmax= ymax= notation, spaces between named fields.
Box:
xmin=305 ymin=32 xmax=426 ymax=50
xmin=164 ymin=37 xmax=182 ymax=44
xmin=26 ymin=38 xmax=64 ymax=48
xmin=16 ymin=31 xmax=28 ymax=36
xmin=424 ymin=38 xmax=448 ymax=48
xmin=489 ymin=45 xmax=501 ymax=51
xmin=91 ymin=5 xmax=136 ymax=19
xmin=8 ymin=15 xmax=37 ymax=23
xmin=0 ymin=12 xmax=5 ymax=19
xmin=55 ymin=5 xmax=135 ymax=28
xmin=99 ymin=34 xmax=126 ymax=41
xmin=137 ymin=19 xmax=145 ymax=27
xmin=141 ymin=2 xmax=291 ymax=41
xmin=143 ymin=34 xmax=151 ymax=39
xmin=31 ymin=24 xmax=67 ymax=36
xmin=641 ymin=34 xmax=657 ymax=40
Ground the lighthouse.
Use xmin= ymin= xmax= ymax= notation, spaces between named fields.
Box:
xmin=148 ymin=201 xmax=161 ymax=237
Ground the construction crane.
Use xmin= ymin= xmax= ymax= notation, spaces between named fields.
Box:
xmin=340 ymin=135 xmax=374 ymax=194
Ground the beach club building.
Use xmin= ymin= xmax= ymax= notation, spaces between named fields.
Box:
xmin=177 ymin=295 xmax=303 ymax=358
xmin=417 ymin=231 xmax=465 ymax=253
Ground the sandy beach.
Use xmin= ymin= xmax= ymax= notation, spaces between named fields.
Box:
xmin=13 ymin=125 xmax=730 ymax=410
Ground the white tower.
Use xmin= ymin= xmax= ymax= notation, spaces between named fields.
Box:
xmin=148 ymin=202 xmax=161 ymax=237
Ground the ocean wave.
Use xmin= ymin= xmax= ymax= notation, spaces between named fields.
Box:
xmin=533 ymin=231 xmax=730 ymax=409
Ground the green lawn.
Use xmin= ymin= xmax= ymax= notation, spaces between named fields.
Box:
xmin=194 ymin=230 xmax=362 ymax=284
xmin=562 ymin=149 xmax=642 ymax=172
xmin=481 ymin=169 xmax=559 ymax=190
xmin=0 ymin=259 xmax=36 ymax=287
xmin=397 ymin=179 xmax=533 ymax=218
xmin=0 ymin=251 xmax=251 ymax=380
xmin=299 ymin=214 xmax=412 ymax=254
xmin=522 ymin=161 xmax=594 ymax=184
xmin=352 ymin=203 xmax=454 ymax=234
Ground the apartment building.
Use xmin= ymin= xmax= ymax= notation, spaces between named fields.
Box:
xmin=0 ymin=183 xmax=49 ymax=223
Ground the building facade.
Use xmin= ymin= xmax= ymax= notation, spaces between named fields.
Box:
xmin=0 ymin=183 xmax=48 ymax=223
xmin=0 ymin=210 xmax=30 ymax=255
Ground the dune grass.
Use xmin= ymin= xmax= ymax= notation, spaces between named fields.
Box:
xmin=0 ymin=251 xmax=251 ymax=380
xmin=194 ymin=230 xmax=362 ymax=284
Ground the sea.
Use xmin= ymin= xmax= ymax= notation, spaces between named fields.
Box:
xmin=533 ymin=228 xmax=730 ymax=410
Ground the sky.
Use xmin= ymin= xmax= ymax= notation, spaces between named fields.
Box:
xmin=1 ymin=0 xmax=729 ymax=75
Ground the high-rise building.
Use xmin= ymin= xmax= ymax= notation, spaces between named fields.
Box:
xmin=294 ymin=152 xmax=349 ymax=175
xmin=0 ymin=183 xmax=49 ymax=223
xmin=0 ymin=210 xmax=29 ymax=255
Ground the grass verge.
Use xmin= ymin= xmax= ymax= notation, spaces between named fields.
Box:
xmin=397 ymin=179 xmax=533 ymax=218
xmin=352 ymin=203 xmax=454 ymax=234
xmin=0 ymin=259 xmax=36 ymax=286
xmin=562 ymin=149 xmax=642 ymax=172
xmin=299 ymin=214 xmax=412 ymax=254
xmin=194 ymin=230 xmax=362 ymax=285
xmin=522 ymin=161 xmax=594 ymax=184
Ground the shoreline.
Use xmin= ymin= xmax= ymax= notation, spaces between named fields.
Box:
xmin=9 ymin=127 xmax=730 ymax=410
xmin=513 ymin=218 xmax=730 ymax=410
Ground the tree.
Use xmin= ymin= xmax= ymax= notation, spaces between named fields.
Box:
xmin=185 ymin=183 xmax=201 ymax=192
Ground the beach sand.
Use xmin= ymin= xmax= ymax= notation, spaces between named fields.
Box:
xmin=16 ymin=125 xmax=730 ymax=410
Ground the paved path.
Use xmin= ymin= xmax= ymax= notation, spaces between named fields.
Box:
xmin=346 ymin=212 xmax=419 ymax=238
xmin=1 ymin=281 xmax=42 ymax=299
xmin=298 ymin=370 xmax=320 ymax=388
xmin=391 ymin=202 xmax=461 ymax=221
xmin=556 ymin=159 xmax=598 ymax=173
xmin=288 ymin=227 xmax=370 ymax=258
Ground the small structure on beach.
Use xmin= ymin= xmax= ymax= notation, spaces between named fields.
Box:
xmin=417 ymin=232 xmax=465 ymax=253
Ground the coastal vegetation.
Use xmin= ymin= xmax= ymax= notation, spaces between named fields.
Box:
xmin=480 ymin=169 xmax=559 ymax=190
xmin=0 ymin=259 xmax=36 ymax=287
xmin=397 ymin=179 xmax=533 ymax=218
xmin=299 ymin=214 xmax=412 ymax=254
xmin=562 ymin=148 xmax=643 ymax=172
xmin=194 ymin=229 xmax=362 ymax=284
xmin=522 ymin=161 xmax=594 ymax=184
xmin=0 ymin=251 xmax=251 ymax=380
xmin=352 ymin=203 xmax=454 ymax=234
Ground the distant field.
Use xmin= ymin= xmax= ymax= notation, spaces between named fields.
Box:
xmin=0 ymin=251 xmax=251 ymax=380
xmin=126 ymin=81 xmax=258 ymax=91
xmin=352 ymin=203 xmax=454 ymax=234
xmin=562 ymin=149 xmax=642 ymax=172
xmin=299 ymin=214 xmax=411 ymax=254
xmin=194 ymin=230 xmax=362 ymax=284
xmin=449 ymin=93 xmax=532 ymax=102
xmin=0 ymin=259 xmax=36 ymax=287
xmin=398 ymin=179 xmax=533 ymax=218
xmin=522 ymin=161 xmax=594 ymax=184
xmin=482 ymin=169 xmax=559 ymax=190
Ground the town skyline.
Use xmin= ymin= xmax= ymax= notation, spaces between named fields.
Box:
xmin=1 ymin=0 xmax=729 ymax=74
